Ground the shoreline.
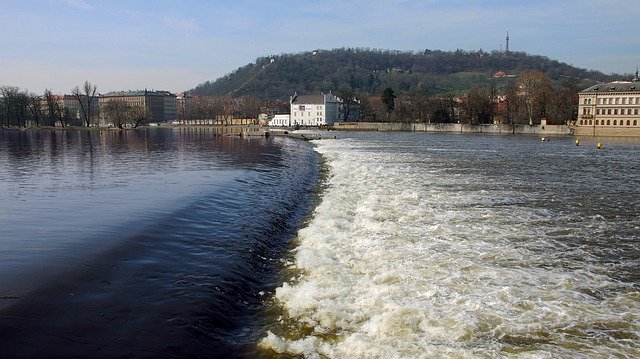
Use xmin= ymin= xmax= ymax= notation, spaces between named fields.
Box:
xmin=5 ymin=122 xmax=640 ymax=139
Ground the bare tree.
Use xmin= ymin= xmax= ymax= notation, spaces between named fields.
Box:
xmin=131 ymin=105 xmax=149 ymax=128
xmin=516 ymin=71 xmax=553 ymax=126
xmin=102 ymin=99 xmax=131 ymax=129
xmin=27 ymin=93 xmax=43 ymax=127
xmin=462 ymin=87 xmax=493 ymax=124
xmin=237 ymin=95 xmax=261 ymax=122
xmin=0 ymin=86 xmax=30 ymax=127
xmin=409 ymin=89 xmax=432 ymax=123
xmin=43 ymin=89 xmax=63 ymax=127
xmin=72 ymin=80 xmax=97 ymax=127
xmin=337 ymin=88 xmax=357 ymax=121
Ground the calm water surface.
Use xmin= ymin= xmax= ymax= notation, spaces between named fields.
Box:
xmin=0 ymin=128 xmax=320 ymax=358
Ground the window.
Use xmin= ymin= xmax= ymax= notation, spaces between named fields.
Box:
xmin=589 ymin=120 xmax=593 ymax=125
xmin=616 ymin=98 xmax=620 ymax=104
xmin=598 ymin=98 xmax=602 ymax=104
xmin=580 ymin=120 xmax=584 ymax=125
xmin=614 ymin=109 xmax=619 ymax=115
xmin=634 ymin=120 xmax=638 ymax=126
xmin=627 ymin=120 xmax=631 ymax=126
xmin=613 ymin=120 xmax=617 ymax=125
xmin=607 ymin=120 xmax=611 ymax=125
xmin=623 ymin=97 xmax=627 ymax=104
xmin=607 ymin=109 xmax=612 ymax=115
xmin=597 ymin=109 xmax=601 ymax=115
xmin=636 ymin=109 xmax=639 ymax=115
xmin=595 ymin=120 xmax=600 ymax=125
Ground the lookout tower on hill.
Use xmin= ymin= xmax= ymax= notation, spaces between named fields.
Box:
xmin=505 ymin=31 xmax=510 ymax=53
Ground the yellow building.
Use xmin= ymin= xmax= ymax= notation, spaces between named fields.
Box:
xmin=575 ymin=71 xmax=640 ymax=136
xmin=99 ymin=90 xmax=176 ymax=124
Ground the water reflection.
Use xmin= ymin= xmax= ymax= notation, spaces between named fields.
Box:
xmin=0 ymin=128 xmax=304 ymax=296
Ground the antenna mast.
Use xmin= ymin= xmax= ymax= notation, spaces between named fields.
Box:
xmin=506 ymin=31 xmax=510 ymax=53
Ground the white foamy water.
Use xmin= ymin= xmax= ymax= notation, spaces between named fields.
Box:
xmin=261 ymin=133 xmax=639 ymax=358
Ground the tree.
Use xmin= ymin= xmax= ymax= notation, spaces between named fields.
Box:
xmin=43 ymin=89 xmax=62 ymax=127
xmin=516 ymin=70 xmax=553 ymax=125
xmin=358 ymin=95 xmax=376 ymax=121
xmin=27 ymin=93 xmax=43 ymax=127
xmin=337 ymin=88 xmax=358 ymax=121
xmin=131 ymin=105 xmax=149 ymax=128
xmin=236 ymin=95 xmax=261 ymax=122
xmin=462 ymin=86 xmax=494 ymax=124
xmin=547 ymin=79 xmax=579 ymax=125
xmin=102 ymin=99 xmax=131 ymax=129
xmin=0 ymin=86 xmax=30 ymax=127
xmin=408 ymin=89 xmax=432 ymax=123
xmin=381 ymin=87 xmax=396 ymax=122
xmin=394 ymin=94 xmax=414 ymax=123
xmin=72 ymin=80 xmax=97 ymax=127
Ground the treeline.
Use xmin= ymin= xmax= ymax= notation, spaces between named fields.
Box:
xmin=190 ymin=48 xmax=619 ymax=99
xmin=0 ymin=81 xmax=98 ymax=128
xmin=179 ymin=95 xmax=266 ymax=122
xmin=358 ymin=70 xmax=578 ymax=125
xmin=1 ymin=81 xmax=156 ymax=129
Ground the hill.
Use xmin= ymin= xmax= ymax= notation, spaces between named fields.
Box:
xmin=189 ymin=48 xmax=620 ymax=99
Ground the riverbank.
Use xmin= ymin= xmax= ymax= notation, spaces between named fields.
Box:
xmin=331 ymin=121 xmax=574 ymax=136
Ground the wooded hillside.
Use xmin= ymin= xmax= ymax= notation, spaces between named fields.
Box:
xmin=190 ymin=48 xmax=619 ymax=99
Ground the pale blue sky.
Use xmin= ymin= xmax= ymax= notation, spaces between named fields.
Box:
xmin=1 ymin=0 xmax=638 ymax=94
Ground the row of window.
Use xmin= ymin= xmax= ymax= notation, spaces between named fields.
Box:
xmin=579 ymin=119 xmax=639 ymax=126
xmin=583 ymin=97 xmax=640 ymax=105
xmin=596 ymin=108 xmax=640 ymax=115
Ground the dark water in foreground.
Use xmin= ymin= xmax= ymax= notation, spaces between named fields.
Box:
xmin=0 ymin=128 xmax=320 ymax=358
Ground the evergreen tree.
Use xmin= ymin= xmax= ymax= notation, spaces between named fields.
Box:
xmin=381 ymin=87 xmax=396 ymax=121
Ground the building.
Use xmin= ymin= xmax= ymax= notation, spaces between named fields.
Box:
xmin=575 ymin=71 xmax=640 ymax=136
xmin=158 ymin=91 xmax=177 ymax=122
xmin=99 ymin=90 xmax=177 ymax=124
xmin=290 ymin=92 xmax=341 ymax=126
xmin=267 ymin=114 xmax=291 ymax=127
xmin=176 ymin=92 xmax=195 ymax=121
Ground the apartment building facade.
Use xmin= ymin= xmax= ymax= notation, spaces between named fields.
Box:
xmin=575 ymin=72 xmax=640 ymax=136
xmin=99 ymin=90 xmax=177 ymax=124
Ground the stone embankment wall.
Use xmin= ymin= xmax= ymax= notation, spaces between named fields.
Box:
xmin=573 ymin=126 xmax=640 ymax=137
xmin=333 ymin=122 xmax=573 ymax=136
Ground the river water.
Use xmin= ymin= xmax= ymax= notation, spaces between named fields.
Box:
xmin=0 ymin=128 xmax=320 ymax=358
xmin=260 ymin=132 xmax=639 ymax=358
xmin=1 ymin=129 xmax=638 ymax=358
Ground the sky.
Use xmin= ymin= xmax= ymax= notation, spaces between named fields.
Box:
xmin=1 ymin=0 xmax=639 ymax=95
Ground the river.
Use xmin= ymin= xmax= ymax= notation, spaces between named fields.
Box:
xmin=0 ymin=127 xmax=320 ymax=357
xmin=260 ymin=131 xmax=639 ymax=358
xmin=1 ymin=129 xmax=638 ymax=358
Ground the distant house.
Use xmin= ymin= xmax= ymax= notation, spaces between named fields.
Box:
xmin=290 ymin=92 xmax=341 ymax=126
xmin=575 ymin=71 xmax=640 ymax=136
xmin=268 ymin=114 xmax=291 ymax=127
